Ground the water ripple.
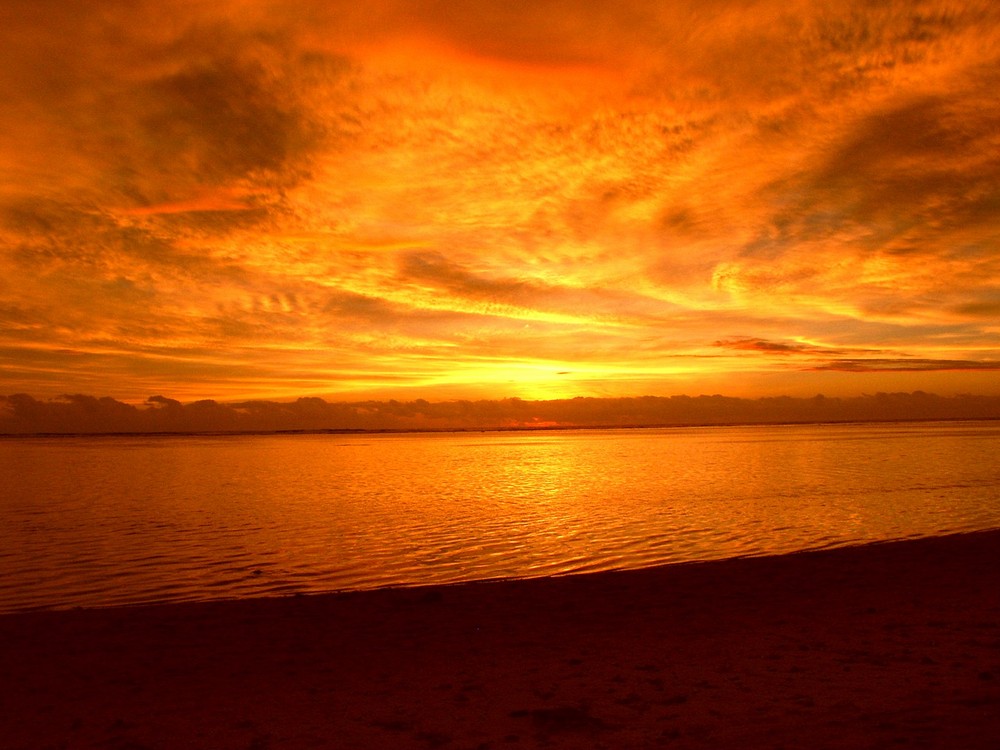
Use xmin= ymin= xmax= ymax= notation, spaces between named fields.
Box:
xmin=2 ymin=422 xmax=999 ymax=612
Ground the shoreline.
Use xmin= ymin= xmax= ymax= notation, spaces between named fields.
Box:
xmin=2 ymin=530 xmax=999 ymax=748
xmin=0 ymin=527 xmax=992 ymax=617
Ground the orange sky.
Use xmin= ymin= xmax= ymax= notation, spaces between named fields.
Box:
xmin=2 ymin=0 xmax=999 ymax=404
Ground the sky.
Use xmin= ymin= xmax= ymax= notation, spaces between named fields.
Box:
xmin=2 ymin=0 xmax=999 ymax=407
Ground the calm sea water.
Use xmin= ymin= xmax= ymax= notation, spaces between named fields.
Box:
xmin=2 ymin=421 xmax=999 ymax=613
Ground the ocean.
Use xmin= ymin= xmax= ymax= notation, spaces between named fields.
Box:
xmin=2 ymin=420 xmax=998 ymax=613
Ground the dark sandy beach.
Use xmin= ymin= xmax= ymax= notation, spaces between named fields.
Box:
xmin=2 ymin=530 xmax=999 ymax=749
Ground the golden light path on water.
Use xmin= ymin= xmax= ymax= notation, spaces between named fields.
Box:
xmin=2 ymin=422 xmax=999 ymax=613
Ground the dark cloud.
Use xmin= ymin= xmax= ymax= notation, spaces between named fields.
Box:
xmin=5 ymin=391 xmax=1000 ymax=434
xmin=715 ymin=338 xmax=819 ymax=355
xmin=714 ymin=340 xmax=1000 ymax=375
xmin=2 ymin=9 xmax=351 ymax=228
xmin=316 ymin=288 xmax=506 ymax=339
xmin=814 ymin=84 xmax=1000 ymax=229
xmin=321 ymin=290 xmax=415 ymax=322
xmin=115 ymin=48 xmax=328 ymax=211
xmin=0 ymin=194 xmax=272 ymax=297
xmin=748 ymin=65 xmax=1000 ymax=263
xmin=146 ymin=59 xmax=305 ymax=178
xmin=397 ymin=249 xmax=685 ymax=325
xmin=953 ymin=294 xmax=1000 ymax=318
xmin=0 ymin=199 xmax=94 ymax=237
xmin=399 ymin=250 xmax=538 ymax=306
xmin=810 ymin=358 xmax=1000 ymax=372
xmin=1 ymin=199 xmax=110 ymax=257
xmin=147 ymin=395 xmax=181 ymax=409
xmin=713 ymin=56 xmax=1000 ymax=345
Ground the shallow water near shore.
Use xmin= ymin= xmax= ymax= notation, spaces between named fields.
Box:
xmin=2 ymin=420 xmax=999 ymax=613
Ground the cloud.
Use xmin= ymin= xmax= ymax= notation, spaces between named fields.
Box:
xmin=952 ymin=294 xmax=1000 ymax=319
xmin=1 ymin=6 xmax=350 ymax=226
xmin=803 ymin=73 xmax=1000 ymax=237
xmin=714 ymin=337 xmax=1000 ymax=378
xmin=715 ymin=338 xmax=825 ymax=356
xmin=2 ymin=1 xmax=1000 ymax=402
xmin=5 ymin=391 xmax=1000 ymax=434
xmin=397 ymin=249 xmax=690 ymax=327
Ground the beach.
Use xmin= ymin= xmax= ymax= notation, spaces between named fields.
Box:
xmin=2 ymin=530 xmax=998 ymax=749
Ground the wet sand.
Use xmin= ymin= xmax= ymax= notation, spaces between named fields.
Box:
xmin=2 ymin=530 xmax=999 ymax=749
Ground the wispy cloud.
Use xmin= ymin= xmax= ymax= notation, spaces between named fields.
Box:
xmin=810 ymin=358 xmax=1000 ymax=373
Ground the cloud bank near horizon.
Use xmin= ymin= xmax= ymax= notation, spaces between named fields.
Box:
xmin=3 ymin=391 xmax=1000 ymax=435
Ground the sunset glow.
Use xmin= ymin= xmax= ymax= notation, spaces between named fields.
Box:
xmin=2 ymin=0 xmax=999 ymax=405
